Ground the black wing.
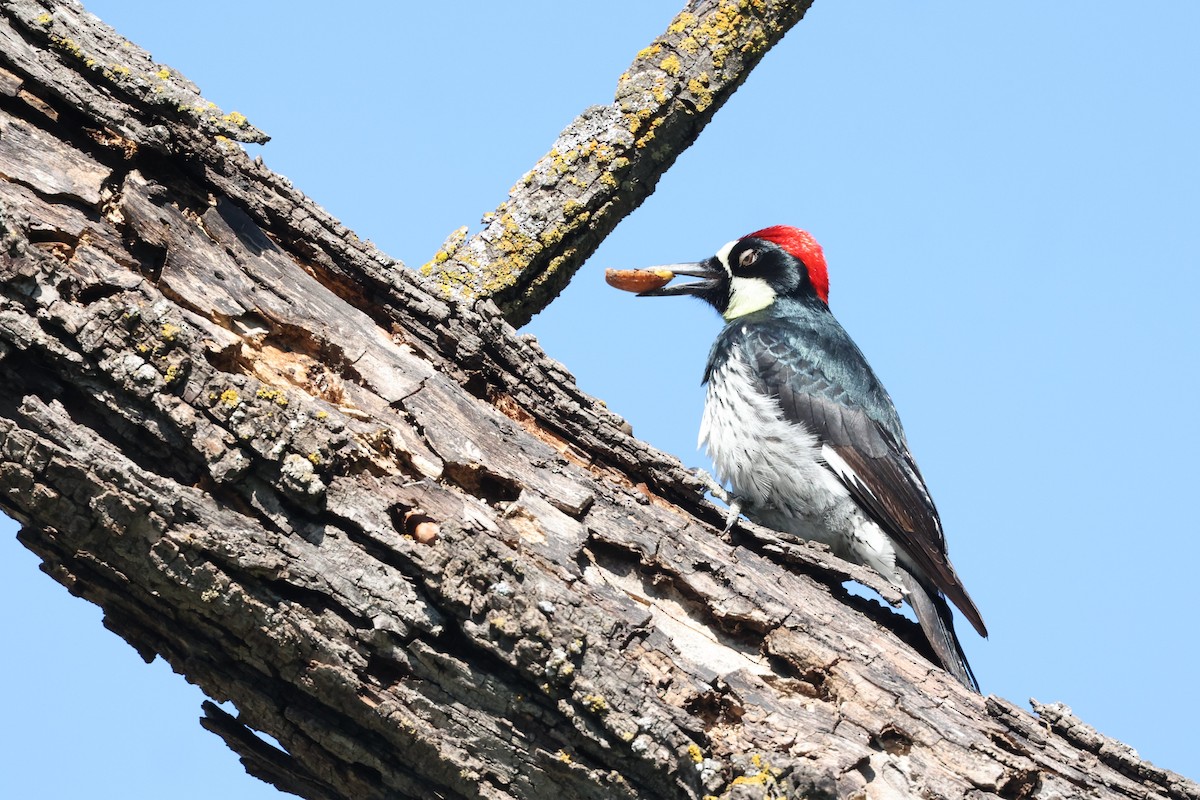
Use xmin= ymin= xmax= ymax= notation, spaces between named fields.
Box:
xmin=743 ymin=321 xmax=987 ymax=638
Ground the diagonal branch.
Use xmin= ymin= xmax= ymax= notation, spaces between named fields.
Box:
xmin=422 ymin=0 xmax=815 ymax=327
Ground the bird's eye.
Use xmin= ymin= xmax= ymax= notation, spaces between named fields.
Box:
xmin=738 ymin=249 xmax=758 ymax=269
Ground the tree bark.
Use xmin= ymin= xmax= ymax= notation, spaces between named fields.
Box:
xmin=0 ymin=2 xmax=1196 ymax=799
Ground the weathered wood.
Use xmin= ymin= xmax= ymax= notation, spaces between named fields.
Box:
xmin=1 ymin=2 xmax=1196 ymax=799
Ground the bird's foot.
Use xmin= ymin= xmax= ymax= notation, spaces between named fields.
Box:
xmin=693 ymin=468 xmax=743 ymax=539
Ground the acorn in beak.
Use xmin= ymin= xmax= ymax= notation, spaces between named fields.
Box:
xmin=604 ymin=258 xmax=726 ymax=297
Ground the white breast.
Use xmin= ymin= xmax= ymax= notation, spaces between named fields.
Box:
xmin=699 ymin=351 xmax=899 ymax=579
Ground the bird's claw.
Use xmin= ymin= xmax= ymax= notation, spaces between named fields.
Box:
xmin=693 ymin=468 xmax=727 ymax=500
xmin=722 ymin=498 xmax=742 ymax=536
xmin=693 ymin=468 xmax=742 ymax=537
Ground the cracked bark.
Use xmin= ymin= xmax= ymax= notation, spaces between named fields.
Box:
xmin=1 ymin=2 xmax=1196 ymax=799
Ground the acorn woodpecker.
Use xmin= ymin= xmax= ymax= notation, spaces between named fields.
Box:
xmin=638 ymin=225 xmax=987 ymax=690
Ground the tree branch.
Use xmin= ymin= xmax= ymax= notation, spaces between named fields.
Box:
xmin=422 ymin=0 xmax=814 ymax=327
xmin=1 ymin=2 xmax=1196 ymax=799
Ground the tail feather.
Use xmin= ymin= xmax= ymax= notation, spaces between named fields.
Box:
xmin=897 ymin=564 xmax=979 ymax=692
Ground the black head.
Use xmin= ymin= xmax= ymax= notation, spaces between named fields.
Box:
xmin=640 ymin=226 xmax=830 ymax=319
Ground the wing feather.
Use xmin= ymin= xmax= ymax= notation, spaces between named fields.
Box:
xmin=745 ymin=324 xmax=987 ymax=637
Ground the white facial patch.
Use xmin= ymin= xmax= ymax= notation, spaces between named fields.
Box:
xmin=714 ymin=240 xmax=737 ymax=274
xmin=723 ymin=277 xmax=776 ymax=320
xmin=715 ymin=239 xmax=776 ymax=320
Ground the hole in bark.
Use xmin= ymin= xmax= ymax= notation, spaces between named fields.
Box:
xmin=853 ymin=756 xmax=876 ymax=784
xmin=685 ymin=688 xmax=745 ymax=730
xmin=998 ymin=768 xmax=1043 ymax=799
xmin=398 ymin=510 xmax=439 ymax=544
xmin=74 ymin=282 xmax=125 ymax=304
xmin=763 ymin=660 xmax=832 ymax=702
xmin=871 ymin=724 xmax=913 ymax=756
xmin=441 ymin=462 xmax=521 ymax=504
xmin=125 ymin=236 xmax=166 ymax=282
xmin=365 ymin=651 xmax=413 ymax=689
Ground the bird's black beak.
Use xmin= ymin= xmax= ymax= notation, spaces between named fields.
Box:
xmin=638 ymin=258 xmax=725 ymax=297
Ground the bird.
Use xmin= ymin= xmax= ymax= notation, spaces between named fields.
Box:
xmin=636 ymin=225 xmax=987 ymax=691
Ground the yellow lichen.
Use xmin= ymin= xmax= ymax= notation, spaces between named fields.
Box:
xmin=155 ymin=67 xmax=170 ymax=80
xmin=316 ymin=410 xmax=329 ymax=419
xmin=253 ymin=387 xmax=288 ymax=406
xmin=635 ymin=115 xmax=665 ymax=147
xmin=108 ymin=64 xmax=130 ymax=77
xmin=160 ymin=323 xmax=180 ymax=342
xmin=34 ymin=12 xmax=51 ymax=25
xmin=668 ymin=11 xmax=696 ymax=33
xmin=636 ymin=43 xmax=662 ymax=61
xmin=727 ymin=753 xmax=783 ymax=793
xmin=222 ymin=111 xmax=248 ymax=127
xmin=687 ymin=743 xmax=704 ymax=763
xmin=219 ymin=388 xmax=240 ymax=407
xmin=50 ymin=36 xmax=83 ymax=58
xmin=307 ymin=452 xmax=321 ymax=465
xmin=600 ymin=172 xmax=618 ymax=189
xmin=556 ymin=750 xmax=572 ymax=764
xmin=581 ymin=694 xmax=608 ymax=714
xmin=660 ymin=54 xmax=682 ymax=76
xmin=687 ymin=72 xmax=714 ymax=112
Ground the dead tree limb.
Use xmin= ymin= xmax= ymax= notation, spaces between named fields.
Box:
xmin=1 ymin=2 xmax=1196 ymax=799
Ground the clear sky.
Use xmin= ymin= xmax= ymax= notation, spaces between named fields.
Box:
xmin=3 ymin=2 xmax=1198 ymax=795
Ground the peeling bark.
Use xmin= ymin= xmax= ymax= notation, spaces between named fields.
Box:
xmin=1 ymin=2 xmax=1197 ymax=799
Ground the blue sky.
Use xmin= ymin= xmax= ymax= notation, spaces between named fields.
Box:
xmin=3 ymin=2 xmax=1198 ymax=794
